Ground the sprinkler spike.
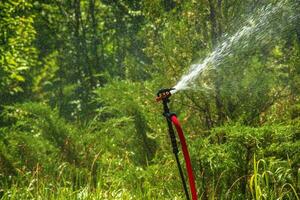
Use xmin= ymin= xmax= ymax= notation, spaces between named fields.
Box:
xmin=156 ymin=87 xmax=198 ymax=200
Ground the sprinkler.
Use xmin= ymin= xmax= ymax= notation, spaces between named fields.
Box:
xmin=156 ymin=88 xmax=198 ymax=200
xmin=156 ymin=88 xmax=174 ymax=102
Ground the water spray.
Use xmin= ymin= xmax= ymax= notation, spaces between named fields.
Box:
xmin=173 ymin=0 xmax=297 ymax=92
xmin=156 ymin=88 xmax=198 ymax=200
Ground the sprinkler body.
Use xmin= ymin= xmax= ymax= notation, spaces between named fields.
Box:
xmin=156 ymin=88 xmax=195 ymax=200
xmin=156 ymin=88 xmax=174 ymax=102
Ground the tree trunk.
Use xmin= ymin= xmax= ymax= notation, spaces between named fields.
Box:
xmin=208 ymin=0 xmax=218 ymax=47
xmin=215 ymin=76 xmax=225 ymax=125
xmin=241 ymin=146 xmax=252 ymax=199
xmin=208 ymin=0 xmax=225 ymax=125
xmin=217 ymin=0 xmax=223 ymax=38
xmin=74 ymin=0 xmax=83 ymax=85
xmin=89 ymin=0 xmax=99 ymax=71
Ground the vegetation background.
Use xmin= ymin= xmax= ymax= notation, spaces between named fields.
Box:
xmin=0 ymin=0 xmax=299 ymax=199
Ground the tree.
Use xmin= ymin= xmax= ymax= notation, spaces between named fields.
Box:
xmin=0 ymin=0 xmax=38 ymax=105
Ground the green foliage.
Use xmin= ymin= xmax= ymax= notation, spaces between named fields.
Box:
xmin=0 ymin=0 xmax=38 ymax=101
xmin=93 ymin=80 xmax=158 ymax=166
xmin=250 ymin=155 xmax=299 ymax=200
xmin=0 ymin=0 xmax=299 ymax=199
xmin=187 ymin=123 xmax=299 ymax=199
xmin=0 ymin=103 xmax=80 ymax=176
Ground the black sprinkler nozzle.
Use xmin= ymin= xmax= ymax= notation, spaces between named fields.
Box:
xmin=156 ymin=88 xmax=175 ymax=102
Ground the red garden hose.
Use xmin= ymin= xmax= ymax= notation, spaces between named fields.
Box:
xmin=171 ymin=115 xmax=198 ymax=200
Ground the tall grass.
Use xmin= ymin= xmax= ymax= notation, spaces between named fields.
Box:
xmin=2 ymin=155 xmax=299 ymax=200
xmin=250 ymin=155 xmax=299 ymax=200
xmin=1 ymin=103 xmax=299 ymax=200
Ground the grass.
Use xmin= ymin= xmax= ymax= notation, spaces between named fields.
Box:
xmin=1 ymin=156 xmax=299 ymax=200
xmin=0 ymin=158 xmax=186 ymax=200
xmin=249 ymin=155 xmax=299 ymax=200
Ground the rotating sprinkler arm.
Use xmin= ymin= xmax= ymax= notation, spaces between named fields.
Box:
xmin=156 ymin=88 xmax=175 ymax=102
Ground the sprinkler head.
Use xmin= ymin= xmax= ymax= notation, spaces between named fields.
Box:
xmin=156 ymin=88 xmax=175 ymax=102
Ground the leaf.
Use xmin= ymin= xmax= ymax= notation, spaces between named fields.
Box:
xmin=10 ymin=73 xmax=25 ymax=82
xmin=16 ymin=66 xmax=29 ymax=71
